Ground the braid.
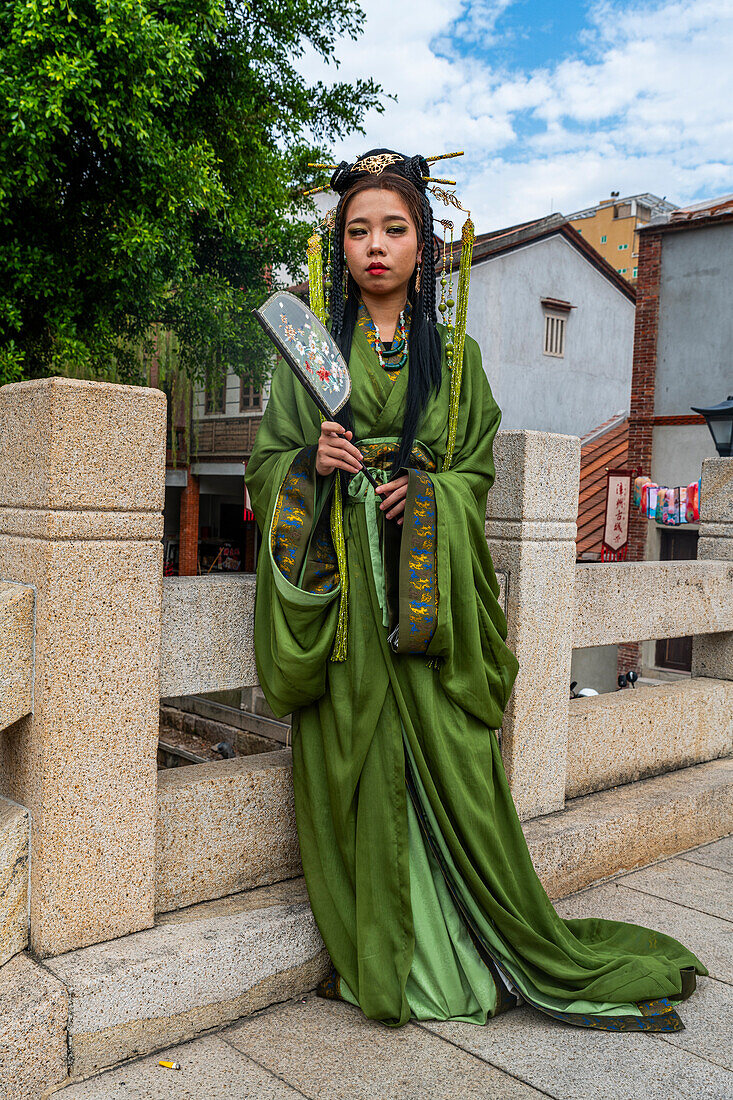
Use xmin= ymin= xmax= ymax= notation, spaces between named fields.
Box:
xmin=325 ymin=196 xmax=356 ymax=495
xmin=329 ymin=196 xmax=347 ymax=339
xmin=389 ymin=190 xmax=441 ymax=478
xmin=420 ymin=196 xmax=438 ymax=324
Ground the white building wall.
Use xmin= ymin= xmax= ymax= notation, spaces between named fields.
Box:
xmin=463 ymin=234 xmax=636 ymax=438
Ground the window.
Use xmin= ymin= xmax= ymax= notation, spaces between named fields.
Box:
xmin=618 ymin=243 xmax=628 ymax=250
xmin=240 ymin=382 xmax=262 ymax=412
xmin=600 ymin=234 xmax=607 ymax=243
xmin=204 ymin=371 xmax=226 ymax=415
xmin=541 ymin=297 xmax=573 ymax=358
xmin=543 ymin=313 xmax=566 ymax=357
xmin=618 ymin=268 xmax=627 ymax=274
xmin=633 ymin=267 xmax=638 ymax=277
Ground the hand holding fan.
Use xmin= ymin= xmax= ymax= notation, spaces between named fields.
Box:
xmin=253 ymin=291 xmax=381 ymax=491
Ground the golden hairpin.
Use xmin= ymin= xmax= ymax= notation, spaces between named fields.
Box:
xmin=302 ymin=184 xmax=331 ymax=196
xmin=307 ymin=163 xmax=339 ymax=169
xmin=422 ymin=177 xmax=456 ymax=185
xmin=428 ymin=185 xmax=471 ymax=216
xmin=425 ymin=152 xmax=464 ymax=164
xmin=318 ymin=206 xmax=337 ymax=232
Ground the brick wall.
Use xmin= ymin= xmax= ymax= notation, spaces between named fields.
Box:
xmin=179 ymin=473 xmax=200 ymax=576
xmin=618 ymin=229 xmax=663 ymax=675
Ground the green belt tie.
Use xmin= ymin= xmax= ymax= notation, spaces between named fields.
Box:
xmin=347 ymin=466 xmax=391 ymax=628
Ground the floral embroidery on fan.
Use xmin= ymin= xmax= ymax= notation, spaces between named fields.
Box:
xmin=277 ymin=310 xmax=347 ymax=395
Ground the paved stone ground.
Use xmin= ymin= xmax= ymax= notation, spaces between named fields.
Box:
xmin=63 ymin=836 xmax=732 ymax=1100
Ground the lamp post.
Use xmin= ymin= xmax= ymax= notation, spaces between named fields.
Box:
xmin=691 ymin=396 xmax=733 ymax=458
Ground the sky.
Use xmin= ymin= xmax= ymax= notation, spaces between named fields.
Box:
xmin=300 ymin=0 xmax=733 ymax=234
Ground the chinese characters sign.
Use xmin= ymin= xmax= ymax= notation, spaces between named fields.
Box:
xmin=601 ymin=468 xmax=633 ymax=560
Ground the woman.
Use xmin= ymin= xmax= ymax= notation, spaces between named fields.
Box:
xmin=244 ymin=149 xmax=707 ymax=1031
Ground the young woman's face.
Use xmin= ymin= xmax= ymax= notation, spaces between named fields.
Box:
xmin=343 ymin=187 xmax=423 ymax=299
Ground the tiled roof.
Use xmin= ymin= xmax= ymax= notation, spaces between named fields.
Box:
xmin=669 ymin=193 xmax=733 ymax=221
xmin=643 ymin=192 xmax=733 ymax=234
xmin=577 ymin=412 xmax=629 ymax=559
xmin=444 ymin=215 xmax=637 ymax=302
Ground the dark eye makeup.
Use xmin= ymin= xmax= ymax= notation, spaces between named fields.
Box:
xmin=346 ymin=225 xmax=409 ymax=237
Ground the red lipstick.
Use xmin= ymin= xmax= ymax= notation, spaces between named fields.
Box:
xmin=367 ymin=262 xmax=388 ymax=273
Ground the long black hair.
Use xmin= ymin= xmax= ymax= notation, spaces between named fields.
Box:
xmin=324 ymin=150 xmax=442 ymax=480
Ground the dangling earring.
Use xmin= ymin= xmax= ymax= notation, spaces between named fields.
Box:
xmin=415 ymin=259 xmax=422 ymax=294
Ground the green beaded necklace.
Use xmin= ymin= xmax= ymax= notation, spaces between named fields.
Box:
xmin=357 ymin=300 xmax=411 ymax=372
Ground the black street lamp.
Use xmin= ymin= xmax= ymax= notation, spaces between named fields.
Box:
xmin=691 ymin=395 xmax=733 ymax=457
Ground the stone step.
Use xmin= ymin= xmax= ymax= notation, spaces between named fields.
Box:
xmin=526 ymin=755 xmax=733 ymax=898
xmin=34 ymin=756 xmax=733 ymax=1090
xmin=0 ymin=952 xmax=69 ymax=1099
xmin=160 ymin=698 xmax=284 ymax=753
xmin=45 ymin=877 xmax=329 ymax=1085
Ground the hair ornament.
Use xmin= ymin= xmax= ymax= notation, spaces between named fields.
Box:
xmin=425 ymin=151 xmax=464 ymax=164
xmin=349 ymin=152 xmax=403 ymax=175
xmin=427 ymin=185 xmax=471 ymax=216
xmin=303 ymin=150 xmax=464 ymax=197
xmin=318 ymin=206 xmax=337 ymax=232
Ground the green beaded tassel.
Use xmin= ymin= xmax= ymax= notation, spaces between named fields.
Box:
xmin=307 ymin=230 xmax=349 ymax=661
xmin=307 ymin=233 xmax=327 ymax=322
xmin=443 ymin=217 xmax=474 ymax=473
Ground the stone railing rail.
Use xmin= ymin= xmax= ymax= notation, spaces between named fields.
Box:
xmin=1 ymin=378 xmax=731 ymax=963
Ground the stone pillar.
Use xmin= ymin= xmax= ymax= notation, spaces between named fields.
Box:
xmin=691 ymin=456 xmax=733 ymax=680
xmin=485 ymin=429 xmax=580 ymax=820
xmin=179 ymin=471 xmax=200 ymax=576
xmin=0 ymin=377 xmax=166 ymax=957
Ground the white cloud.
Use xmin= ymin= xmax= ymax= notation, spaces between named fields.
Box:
xmin=299 ymin=0 xmax=733 ymax=231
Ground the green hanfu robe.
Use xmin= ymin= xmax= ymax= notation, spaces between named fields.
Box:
xmin=244 ymin=320 xmax=708 ymax=1032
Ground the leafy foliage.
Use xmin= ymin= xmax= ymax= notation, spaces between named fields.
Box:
xmin=0 ymin=0 xmax=383 ymax=385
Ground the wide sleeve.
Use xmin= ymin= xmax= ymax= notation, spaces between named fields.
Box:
xmin=401 ymin=334 xmax=519 ymax=729
xmin=244 ymin=358 xmax=341 ymax=718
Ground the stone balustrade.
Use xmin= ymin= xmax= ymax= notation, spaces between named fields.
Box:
xmin=0 ymin=377 xmax=731 ymax=967
xmin=574 ymin=559 xmax=733 ymax=647
xmin=161 ymin=574 xmax=256 ymax=697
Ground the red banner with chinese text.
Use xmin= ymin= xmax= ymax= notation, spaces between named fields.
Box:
xmin=601 ymin=467 xmax=633 ymax=561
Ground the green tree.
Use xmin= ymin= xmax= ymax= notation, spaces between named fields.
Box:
xmin=0 ymin=0 xmax=384 ymax=387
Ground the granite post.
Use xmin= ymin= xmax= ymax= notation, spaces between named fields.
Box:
xmin=0 ymin=377 xmax=166 ymax=957
xmin=485 ymin=429 xmax=580 ymax=819
xmin=691 ymin=456 xmax=733 ymax=680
